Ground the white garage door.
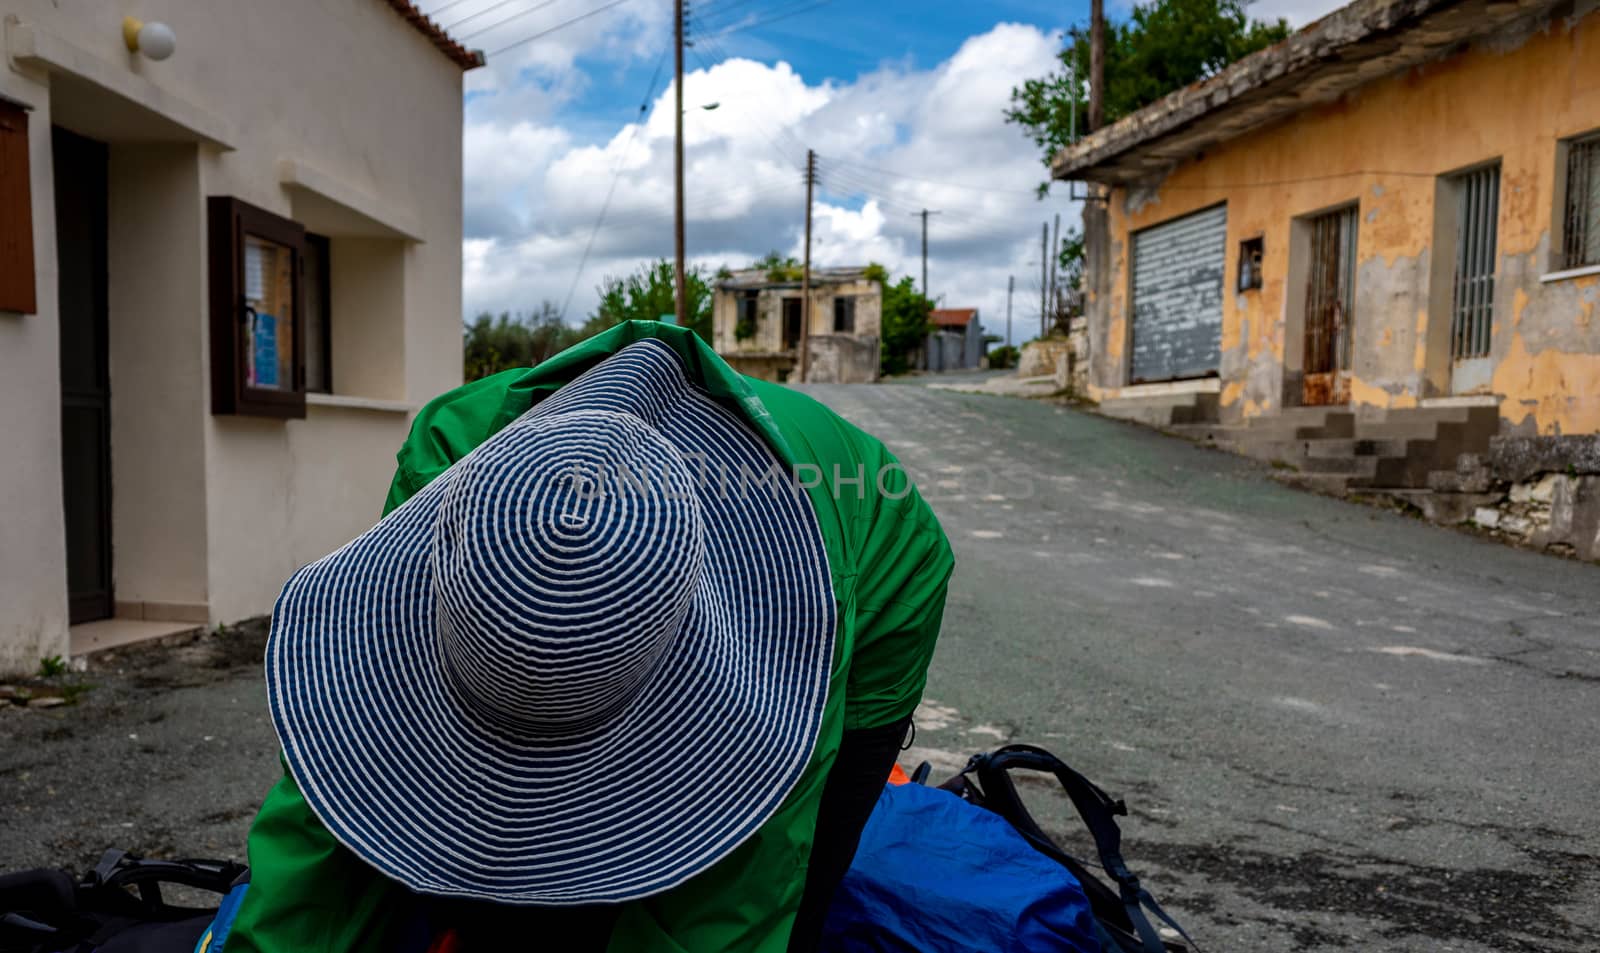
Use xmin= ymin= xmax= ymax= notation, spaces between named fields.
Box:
xmin=1130 ymin=204 xmax=1227 ymax=383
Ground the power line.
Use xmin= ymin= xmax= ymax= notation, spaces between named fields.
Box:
xmin=823 ymin=154 xmax=1038 ymax=196
xmin=692 ymin=0 xmax=831 ymax=41
xmin=561 ymin=45 xmax=671 ymax=319
xmin=488 ymin=0 xmax=637 ymax=56
xmin=424 ymin=0 xmax=483 ymax=18
xmin=449 ymin=0 xmax=564 ymax=35
xmin=690 ymin=29 xmax=811 ymax=161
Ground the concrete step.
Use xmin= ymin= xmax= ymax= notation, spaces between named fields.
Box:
xmin=1298 ymin=454 xmax=1381 ymax=476
xmin=1303 ymin=437 xmax=1411 ymax=459
xmin=1368 ymin=442 xmax=1441 ymax=488
xmin=1098 ymin=391 xmax=1220 ymax=427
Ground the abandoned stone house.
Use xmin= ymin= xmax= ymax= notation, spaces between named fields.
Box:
xmin=1055 ymin=0 xmax=1600 ymax=558
xmin=712 ymin=266 xmax=883 ymax=383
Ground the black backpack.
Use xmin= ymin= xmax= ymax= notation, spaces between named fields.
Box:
xmin=0 ymin=849 xmax=246 ymax=953
xmin=917 ymin=744 xmax=1197 ymax=953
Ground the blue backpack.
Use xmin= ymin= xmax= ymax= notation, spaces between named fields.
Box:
xmin=821 ymin=744 xmax=1194 ymax=953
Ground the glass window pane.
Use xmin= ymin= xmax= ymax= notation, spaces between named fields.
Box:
xmin=244 ymin=235 xmax=295 ymax=391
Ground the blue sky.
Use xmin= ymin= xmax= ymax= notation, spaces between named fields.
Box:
xmin=429 ymin=0 xmax=1337 ymax=336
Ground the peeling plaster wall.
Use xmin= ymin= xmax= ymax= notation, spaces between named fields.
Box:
xmin=1090 ymin=9 xmax=1600 ymax=434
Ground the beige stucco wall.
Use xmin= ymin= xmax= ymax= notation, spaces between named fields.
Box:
xmin=106 ymin=143 xmax=209 ymax=615
xmin=0 ymin=0 xmax=466 ymax=670
xmin=0 ymin=55 xmax=68 ymax=672
xmin=1089 ymin=10 xmax=1600 ymax=434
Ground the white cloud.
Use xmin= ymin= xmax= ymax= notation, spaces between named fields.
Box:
xmin=460 ymin=20 xmax=1076 ymax=343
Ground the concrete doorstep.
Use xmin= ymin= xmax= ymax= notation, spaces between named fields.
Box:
xmin=69 ymin=619 xmax=203 ymax=658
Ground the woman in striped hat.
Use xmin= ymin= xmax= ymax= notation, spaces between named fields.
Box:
xmin=225 ymin=322 xmax=955 ymax=952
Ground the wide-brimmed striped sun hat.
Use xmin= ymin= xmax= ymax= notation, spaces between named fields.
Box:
xmin=265 ymin=339 xmax=836 ymax=904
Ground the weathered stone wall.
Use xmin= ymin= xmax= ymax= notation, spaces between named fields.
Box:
xmin=806 ymin=334 xmax=880 ymax=384
xmin=1018 ymin=338 xmax=1073 ymax=378
xmin=1424 ymin=435 xmax=1600 ymax=559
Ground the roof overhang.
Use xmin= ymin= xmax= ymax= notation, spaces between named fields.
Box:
xmin=1051 ymin=0 xmax=1566 ymax=186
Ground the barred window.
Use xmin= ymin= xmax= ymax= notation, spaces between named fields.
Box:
xmin=1564 ymin=133 xmax=1600 ymax=270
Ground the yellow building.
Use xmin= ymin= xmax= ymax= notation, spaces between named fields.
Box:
xmin=1056 ymin=0 xmax=1599 ymax=440
xmin=0 ymin=2 xmax=479 ymax=673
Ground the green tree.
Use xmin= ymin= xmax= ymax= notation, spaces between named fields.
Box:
xmin=880 ymin=276 xmax=934 ymax=376
xmin=463 ymin=302 xmax=576 ymax=382
xmin=1007 ymin=0 xmax=1289 ymax=192
xmin=591 ymin=259 xmax=715 ymax=343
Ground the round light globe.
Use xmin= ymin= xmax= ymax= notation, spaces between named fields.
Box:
xmin=137 ymin=21 xmax=176 ymax=61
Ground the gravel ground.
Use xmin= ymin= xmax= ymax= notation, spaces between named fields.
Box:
xmin=0 ymin=620 xmax=278 ymax=874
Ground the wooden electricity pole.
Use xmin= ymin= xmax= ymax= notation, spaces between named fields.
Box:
xmin=1048 ymin=213 xmax=1061 ymax=334
xmin=799 ymin=149 xmax=816 ymax=382
xmin=1089 ymin=0 xmax=1105 ymax=133
xmin=1039 ymin=223 xmax=1048 ymax=340
xmin=673 ymin=0 xmax=687 ymax=325
xmin=915 ymin=208 xmax=940 ymax=298
xmin=1005 ymin=274 xmax=1014 ymax=348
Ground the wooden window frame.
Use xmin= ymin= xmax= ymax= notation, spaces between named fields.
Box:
xmin=0 ymin=97 xmax=36 ymax=315
xmin=208 ymin=196 xmax=306 ymax=418
xmin=1237 ymin=236 xmax=1264 ymax=293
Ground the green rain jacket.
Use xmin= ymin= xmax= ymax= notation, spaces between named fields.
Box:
xmin=228 ymin=322 xmax=954 ymax=953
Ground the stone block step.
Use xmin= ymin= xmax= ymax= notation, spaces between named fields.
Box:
xmin=1303 ymin=437 xmax=1411 ymax=459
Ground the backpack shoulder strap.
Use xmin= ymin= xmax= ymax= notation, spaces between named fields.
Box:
xmin=969 ymin=745 xmax=1196 ymax=953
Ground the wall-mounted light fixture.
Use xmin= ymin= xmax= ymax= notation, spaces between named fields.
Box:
xmin=122 ymin=17 xmax=177 ymax=61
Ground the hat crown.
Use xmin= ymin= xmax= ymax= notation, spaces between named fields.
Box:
xmin=431 ymin=410 xmax=706 ymax=737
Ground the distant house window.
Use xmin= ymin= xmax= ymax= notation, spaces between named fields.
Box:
xmin=1237 ymin=236 xmax=1263 ymax=292
xmin=735 ymin=290 xmax=758 ymax=340
xmin=303 ymin=233 xmax=332 ymax=393
xmin=1562 ymin=131 xmax=1600 ymax=270
xmin=0 ymin=98 xmax=34 ymax=314
xmin=834 ymin=295 xmax=856 ymax=333
xmin=208 ymin=196 xmax=308 ymax=418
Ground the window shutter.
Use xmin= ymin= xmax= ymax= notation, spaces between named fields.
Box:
xmin=0 ymin=99 xmax=35 ymax=314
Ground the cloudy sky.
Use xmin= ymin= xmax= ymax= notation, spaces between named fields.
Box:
xmin=435 ymin=0 xmax=1343 ymax=344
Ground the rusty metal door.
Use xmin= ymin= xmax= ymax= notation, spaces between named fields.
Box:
xmin=1129 ymin=204 xmax=1226 ymax=383
xmin=1302 ymin=206 xmax=1358 ymax=406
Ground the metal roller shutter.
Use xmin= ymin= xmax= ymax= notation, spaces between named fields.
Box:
xmin=1130 ymin=204 xmax=1226 ymax=383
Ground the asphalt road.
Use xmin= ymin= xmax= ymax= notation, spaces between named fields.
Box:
xmin=3 ymin=381 xmax=1596 ymax=951
xmin=804 ymin=380 xmax=1600 ymax=953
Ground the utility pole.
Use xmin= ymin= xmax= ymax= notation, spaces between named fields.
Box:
xmin=799 ymin=149 xmax=816 ymax=382
xmin=1048 ymin=213 xmax=1061 ymax=334
xmin=915 ymin=209 xmax=940 ymax=298
xmin=1005 ymin=275 xmax=1014 ymax=348
xmin=1089 ymin=0 xmax=1105 ymax=133
xmin=673 ymin=0 xmax=687 ymax=326
xmin=1040 ymin=223 xmax=1048 ymax=340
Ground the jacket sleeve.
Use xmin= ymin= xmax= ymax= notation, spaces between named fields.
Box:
xmin=842 ymin=438 xmax=955 ymax=731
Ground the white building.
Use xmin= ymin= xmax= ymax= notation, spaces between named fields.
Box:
xmin=0 ymin=1 xmax=479 ymax=673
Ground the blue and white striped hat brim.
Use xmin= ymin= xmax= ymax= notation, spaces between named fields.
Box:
xmin=265 ymin=339 xmax=836 ymax=904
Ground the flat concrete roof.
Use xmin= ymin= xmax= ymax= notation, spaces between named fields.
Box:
xmin=1051 ymin=0 xmax=1564 ymax=186
xmin=716 ymin=266 xmax=875 ymax=290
